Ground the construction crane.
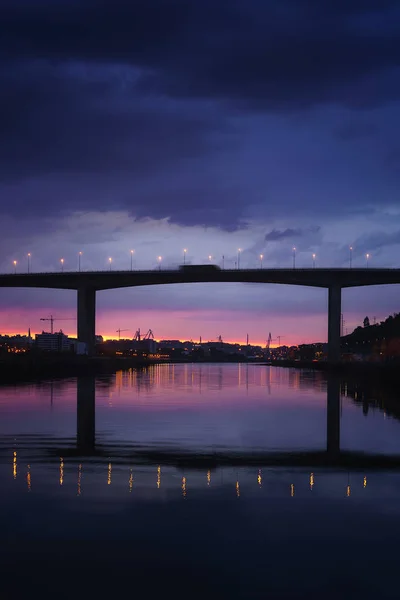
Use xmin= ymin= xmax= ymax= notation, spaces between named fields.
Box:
xmin=116 ymin=328 xmax=130 ymax=340
xmin=266 ymin=332 xmax=272 ymax=349
xmin=40 ymin=315 xmax=76 ymax=334
xmin=266 ymin=333 xmax=285 ymax=349
xmin=133 ymin=329 xmax=154 ymax=341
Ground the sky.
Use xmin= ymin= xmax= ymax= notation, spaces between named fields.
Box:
xmin=1 ymin=0 xmax=400 ymax=345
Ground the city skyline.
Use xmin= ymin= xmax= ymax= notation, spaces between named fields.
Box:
xmin=0 ymin=301 xmax=385 ymax=348
xmin=1 ymin=1 xmax=400 ymax=343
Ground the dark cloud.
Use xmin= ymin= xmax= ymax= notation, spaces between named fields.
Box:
xmin=0 ymin=61 xmax=242 ymax=228
xmin=131 ymin=182 xmax=249 ymax=230
xmin=265 ymin=228 xmax=303 ymax=241
xmin=288 ymin=0 xmax=399 ymax=15
xmin=0 ymin=0 xmax=399 ymax=231
xmin=1 ymin=0 xmax=400 ymax=110
xmin=383 ymin=148 xmax=400 ymax=171
xmin=335 ymin=121 xmax=377 ymax=141
xmin=352 ymin=230 xmax=400 ymax=256
xmin=0 ymin=64 xmax=226 ymax=180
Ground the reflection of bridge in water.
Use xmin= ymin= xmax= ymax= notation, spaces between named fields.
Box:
xmin=68 ymin=374 xmax=400 ymax=468
xmin=2 ymin=367 xmax=400 ymax=468
xmin=2 ymin=368 xmax=400 ymax=503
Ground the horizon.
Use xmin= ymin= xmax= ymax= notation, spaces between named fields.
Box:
xmin=0 ymin=328 xmax=302 ymax=348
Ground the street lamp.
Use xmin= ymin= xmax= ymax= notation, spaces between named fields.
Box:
xmin=109 ymin=257 xmax=112 ymax=271
xmin=183 ymin=248 xmax=187 ymax=265
xmin=78 ymin=251 xmax=82 ymax=272
xmin=237 ymin=248 xmax=241 ymax=270
xmin=292 ymin=247 xmax=296 ymax=269
xmin=208 ymin=254 xmax=212 ymax=263
xmin=60 ymin=258 xmax=64 ymax=272
xmin=312 ymin=253 xmax=316 ymax=268
xmin=158 ymin=256 xmax=162 ymax=270
xmin=130 ymin=250 xmax=134 ymax=271
xmin=349 ymin=246 xmax=353 ymax=269
xmin=13 ymin=260 xmax=17 ymax=274
xmin=366 ymin=253 xmax=370 ymax=268
xmin=27 ymin=253 xmax=31 ymax=274
xmin=260 ymin=254 xmax=263 ymax=269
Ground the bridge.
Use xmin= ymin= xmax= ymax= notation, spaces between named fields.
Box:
xmin=1 ymin=267 xmax=400 ymax=359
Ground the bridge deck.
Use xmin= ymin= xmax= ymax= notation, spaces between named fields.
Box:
xmin=0 ymin=267 xmax=400 ymax=290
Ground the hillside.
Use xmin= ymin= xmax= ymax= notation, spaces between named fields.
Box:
xmin=341 ymin=312 xmax=400 ymax=357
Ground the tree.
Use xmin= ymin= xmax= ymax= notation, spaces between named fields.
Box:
xmin=363 ymin=316 xmax=370 ymax=328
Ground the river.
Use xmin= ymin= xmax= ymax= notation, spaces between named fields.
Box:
xmin=1 ymin=364 xmax=400 ymax=599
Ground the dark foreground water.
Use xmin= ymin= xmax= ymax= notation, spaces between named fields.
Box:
xmin=1 ymin=364 xmax=400 ymax=599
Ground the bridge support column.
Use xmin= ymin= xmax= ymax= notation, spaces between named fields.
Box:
xmin=326 ymin=376 xmax=340 ymax=458
xmin=77 ymin=376 xmax=95 ymax=453
xmin=328 ymin=285 xmax=341 ymax=363
xmin=77 ymin=287 xmax=96 ymax=356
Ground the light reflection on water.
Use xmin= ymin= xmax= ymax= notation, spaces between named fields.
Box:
xmin=0 ymin=453 xmax=382 ymax=500
xmin=2 ymin=365 xmax=400 ymax=598
xmin=0 ymin=364 xmax=398 ymax=456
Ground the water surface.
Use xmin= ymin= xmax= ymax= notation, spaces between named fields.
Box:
xmin=1 ymin=364 xmax=400 ymax=599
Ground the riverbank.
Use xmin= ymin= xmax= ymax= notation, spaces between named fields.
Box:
xmin=0 ymin=354 xmax=256 ymax=384
xmin=268 ymin=359 xmax=400 ymax=382
xmin=0 ymin=354 xmax=156 ymax=384
xmin=2 ymin=354 xmax=400 ymax=385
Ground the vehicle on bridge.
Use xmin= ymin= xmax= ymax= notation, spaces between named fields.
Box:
xmin=179 ymin=264 xmax=221 ymax=272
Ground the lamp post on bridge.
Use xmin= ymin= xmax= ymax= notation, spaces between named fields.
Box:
xmin=60 ymin=258 xmax=64 ymax=273
xmin=183 ymin=249 xmax=187 ymax=265
xmin=130 ymin=250 xmax=134 ymax=271
xmin=260 ymin=254 xmax=263 ymax=269
xmin=78 ymin=251 xmax=82 ymax=272
xmin=349 ymin=246 xmax=353 ymax=269
xmin=312 ymin=253 xmax=316 ymax=268
xmin=108 ymin=257 xmax=112 ymax=271
xmin=292 ymin=247 xmax=296 ymax=269
xmin=27 ymin=253 xmax=31 ymax=274
xmin=13 ymin=260 xmax=17 ymax=274
xmin=366 ymin=253 xmax=370 ymax=268
xmin=158 ymin=256 xmax=162 ymax=270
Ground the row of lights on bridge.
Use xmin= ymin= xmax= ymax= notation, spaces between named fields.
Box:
xmin=10 ymin=247 xmax=371 ymax=273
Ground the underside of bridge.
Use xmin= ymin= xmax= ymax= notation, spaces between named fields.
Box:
xmin=75 ymin=373 xmax=341 ymax=457
xmin=75 ymin=281 xmax=344 ymax=362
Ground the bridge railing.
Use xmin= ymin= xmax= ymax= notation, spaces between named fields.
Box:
xmin=0 ymin=266 xmax=398 ymax=276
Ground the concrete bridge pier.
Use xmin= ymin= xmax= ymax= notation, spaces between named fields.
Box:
xmin=77 ymin=376 xmax=95 ymax=453
xmin=328 ymin=285 xmax=342 ymax=363
xmin=326 ymin=376 xmax=341 ymax=457
xmin=77 ymin=286 xmax=96 ymax=356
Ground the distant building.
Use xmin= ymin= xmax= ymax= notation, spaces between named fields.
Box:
xmin=35 ymin=331 xmax=71 ymax=352
xmin=133 ymin=338 xmax=157 ymax=353
xmin=158 ymin=340 xmax=184 ymax=349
